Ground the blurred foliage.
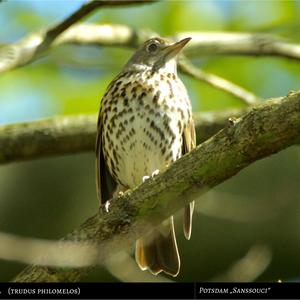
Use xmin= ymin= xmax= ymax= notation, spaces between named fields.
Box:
xmin=0 ymin=1 xmax=300 ymax=282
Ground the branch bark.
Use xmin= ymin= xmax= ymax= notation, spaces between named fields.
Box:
xmin=2 ymin=24 xmax=300 ymax=75
xmin=0 ymin=109 xmax=249 ymax=165
xmin=13 ymin=90 xmax=300 ymax=282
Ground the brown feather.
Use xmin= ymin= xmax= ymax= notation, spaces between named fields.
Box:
xmin=96 ymin=106 xmax=117 ymax=205
xmin=182 ymin=120 xmax=196 ymax=240
xmin=136 ymin=217 xmax=180 ymax=277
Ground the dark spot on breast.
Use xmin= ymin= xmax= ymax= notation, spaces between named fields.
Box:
xmin=129 ymin=141 xmax=137 ymax=150
xmin=131 ymin=86 xmax=137 ymax=93
xmin=111 ymin=86 xmax=119 ymax=96
xmin=138 ymin=91 xmax=146 ymax=105
xmin=153 ymin=91 xmax=160 ymax=105
xmin=124 ymin=97 xmax=129 ymax=106
xmin=163 ymin=104 xmax=169 ymax=110
xmin=112 ymin=149 xmax=118 ymax=163
xmin=110 ymin=158 xmax=115 ymax=170
xmin=178 ymin=120 xmax=182 ymax=132
xmin=105 ymin=131 xmax=110 ymax=142
xmin=124 ymin=82 xmax=131 ymax=88
xmin=167 ymin=80 xmax=175 ymax=98
xmin=177 ymin=108 xmax=185 ymax=119
xmin=129 ymin=115 xmax=135 ymax=122
xmin=150 ymin=120 xmax=165 ymax=141
xmin=166 ymin=152 xmax=173 ymax=160
xmin=121 ymin=90 xmax=126 ymax=97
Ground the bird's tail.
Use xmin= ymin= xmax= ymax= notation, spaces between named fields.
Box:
xmin=135 ymin=217 xmax=180 ymax=277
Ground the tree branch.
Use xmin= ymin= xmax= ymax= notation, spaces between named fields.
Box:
xmin=175 ymin=31 xmax=300 ymax=60
xmin=13 ymin=90 xmax=300 ymax=282
xmin=35 ymin=0 xmax=157 ymax=54
xmin=178 ymin=59 xmax=260 ymax=105
xmin=0 ymin=109 xmax=249 ymax=165
xmin=2 ymin=24 xmax=300 ymax=75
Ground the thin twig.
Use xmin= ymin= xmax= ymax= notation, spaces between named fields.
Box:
xmin=36 ymin=0 xmax=157 ymax=54
xmin=178 ymin=59 xmax=261 ymax=105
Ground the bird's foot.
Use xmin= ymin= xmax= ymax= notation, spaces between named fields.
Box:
xmin=151 ymin=169 xmax=160 ymax=177
xmin=142 ymin=175 xmax=150 ymax=182
xmin=142 ymin=169 xmax=160 ymax=183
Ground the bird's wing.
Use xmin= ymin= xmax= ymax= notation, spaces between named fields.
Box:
xmin=96 ymin=102 xmax=118 ymax=206
xmin=182 ymin=119 xmax=196 ymax=240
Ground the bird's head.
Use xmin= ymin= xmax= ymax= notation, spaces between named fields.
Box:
xmin=124 ymin=37 xmax=191 ymax=73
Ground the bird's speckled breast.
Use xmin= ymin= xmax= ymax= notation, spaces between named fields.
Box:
xmin=101 ymin=69 xmax=192 ymax=188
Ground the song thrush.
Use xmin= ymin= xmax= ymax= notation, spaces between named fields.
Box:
xmin=96 ymin=37 xmax=196 ymax=277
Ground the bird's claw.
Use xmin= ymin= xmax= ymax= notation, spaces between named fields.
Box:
xmin=142 ymin=175 xmax=150 ymax=182
xmin=152 ymin=169 xmax=160 ymax=177
xmin=142 ymin=169 xmax=160 ymax=183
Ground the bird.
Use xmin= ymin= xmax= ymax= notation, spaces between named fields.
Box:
xmin=96 ymin=36 xmax=196 ymax=277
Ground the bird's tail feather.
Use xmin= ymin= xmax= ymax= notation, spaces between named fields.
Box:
xmin=135 ymin=217 xmax=180 ymax=277
xmin=183 ymin=201 xmax=195 ymax=240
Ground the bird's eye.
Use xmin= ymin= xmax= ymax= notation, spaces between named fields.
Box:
xmin=147 ymin=43 xmax=158 ymax=53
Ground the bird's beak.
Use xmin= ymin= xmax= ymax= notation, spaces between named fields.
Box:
xmin=163 ymin=37 xmax=191 ymax=61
